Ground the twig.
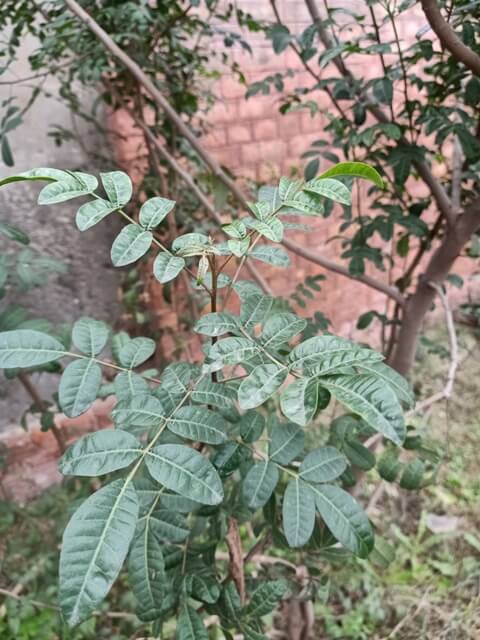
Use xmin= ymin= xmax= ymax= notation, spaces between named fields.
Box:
xmin=382 ymin=587 xmax=431 ymax=639
xmin=411 ymin=282 xmax=459 ymax=413
xmin=281 ymin=237 xmax=405 ymax=305
xmin=17 ymin=372 xmax=66 ymax=453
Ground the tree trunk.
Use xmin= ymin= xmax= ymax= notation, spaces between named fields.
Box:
xmin=390 ymin=197 xmax=480 ymax=376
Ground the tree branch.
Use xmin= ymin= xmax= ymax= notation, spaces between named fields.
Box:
xmin=281 ymin=237 xmax=405 ymax=305
xmin=303 ymin=0 xmax=456 ymax=227
xmin=420 ymin=0 xmax=480 ymax=76
xmin=64 ymin=0 xmax=408 ymax=304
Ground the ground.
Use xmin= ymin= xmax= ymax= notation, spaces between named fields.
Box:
xmin=0 ymin=325 xmax=479 ymax=639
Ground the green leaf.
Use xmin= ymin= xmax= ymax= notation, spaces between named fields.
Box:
xmin=249 ymin=217 xmax=284 ymax=242
xmin=311 ymin=484 xmax=374 ymax=557
xmin=149 ymin=507 xmax=190 ymax=542
xmin=0 ymin=167 xmax=69 ymax=188
xmin=318 ymin=162 xmax=383 ymax=189
xmin=160 ymin=362 xmax=199 ymax=394
xmin=377 ymin=449 xmax=401 ymax=482
xmin=118 ymin=337 xmax=155 ymax=368
xmin=243 ymin=461 xmax=279 ymax=509
xmin=288 ymin=335 xmax=383 ymax=376
xmin=241 ymin=294 xmax=274 ymax=330
xmin=191 ymin=379 xmax=236 ymax=408
xmin=194 ymin=311 xmax=240 ymax=337
xmin=172 ymin=232 xmax=208 ymax=254
xmin=114 ymin=371 xmax=149 ymax=400
xmin=101 ymin=171 xmax=132 ymax=206
xmin=260 ymin=313 xmax=306 ymax=348
xmin=128 ymin=518 xmax=165 ymax=621
xmin=239 ymin=411 xmax=266 ymax=443
xmin=167 ymin=406 xmax=229 ymax=444
xmin=373 ymin=77 xmax=393 ymax=105
xmin=0 ymin=329 xmax=65 ymax=368
xmin=356 ymin=361 xmax=415 ymax=408
xmin=223 ymin=219 xmax=247 ymax=239
xmin=0 ymin=222 xmax=30 ymax=244
xmin=76 ymin=198 xmax=117 ymax=231
xmin=112 ymin=394 xmax=165 ymax=429
xmin=176 ymin=603 xmax=208 ymax=640
xmin=399 ymin=458 xmax=425 ymax=490
xmin=145 ymin=444 xmax=224 ymax=505
xmin=111 ymin=224 xmax=153 ymax=267
xmin=59 ymin=429 xmax=142 ymax=476
xmin=38 ymin=172 xmax=98 ymax=204
xmin=72 ymin=317 xmax=109 ymax=356
xmin=59 ymin=479 xmax=139 ymax=626
xmin=153 ymin=252 xmax=185 ymax=283
xmin=283 ymin=190 xmax=324 ymax=216
xmin=228 ymin=237 xmax=250 ymax=257
xmin=184 ymin=574 xmax=220 ymax=604
xmin=283 ymin=479 xmax=316 ymax=547
xmin=209 ymin=336 xmax=258 ymax=365
xmin=243 ymin=580 xmax=287 ymax=617
xmin=59 ymin=359 xmax=102 ymax=417
xmin=139 ymin=196 xmax=176 ymax=229
xmin=320 ymin=374 xmax=406 ymax=445
xmin=278 ymin=176 xmax=303 ymax=201
xmin=343 ymin=439 xmax=375 ymax=470
xmin=249 ymin=245 xmax=290 ymax=267
xmin=299 ymin=446 xmax=347 ymax=483
xmin=280 ymin=378 xmax=329 ymax=426
xmin=238 ymin=364 xmax=288 ymax=410
xmin=304 ymin=177 xmax=352 ymax=205
xmin=1 ymin=135 xmax=14 ymax=167
xmin=269 ymin=422 xmax=304 ymax=464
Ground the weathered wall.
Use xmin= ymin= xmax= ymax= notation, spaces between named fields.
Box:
xmin=0 ymin=35 xmax=122 ymax=431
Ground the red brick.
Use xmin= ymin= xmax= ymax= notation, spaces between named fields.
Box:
xmin=209 ymin=101 xmax=237 ymax=123
xmin=242 ymin=139 xmax=287 ymax=165
xmin=253 ymin=118 xmax=278 ymax=141
xmin=221 ymin=75 xmax=248 ymax=100
xmin=228 ymin=124 xmax=252 ymax=144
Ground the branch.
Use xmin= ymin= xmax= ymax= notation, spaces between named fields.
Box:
xmin=303 ymin=0 xmax=456 ymax=227
xmin=411 ymin=282 xmax=459 ymax=413
xmin=420 ymin=0 xmax=480 ymax=76
xmin=17 ymin=372 xmax=66 ymax=453
xmin=64 ymin=0 xmax=407 ymax=304
xmin=281 ymin=237 xmax=405 ymax=305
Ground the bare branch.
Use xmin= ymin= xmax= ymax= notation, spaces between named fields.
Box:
xmin=281 ymin=237 xmax=405 ymax=305
xmin=420 ymin=0 xmax=480 ymax=76
xmin=412 ymin=282 xmax=459 ymax=412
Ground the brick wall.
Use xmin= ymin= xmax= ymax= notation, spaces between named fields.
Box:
xmin=112 ymin=1 xmax=477 ymax=346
